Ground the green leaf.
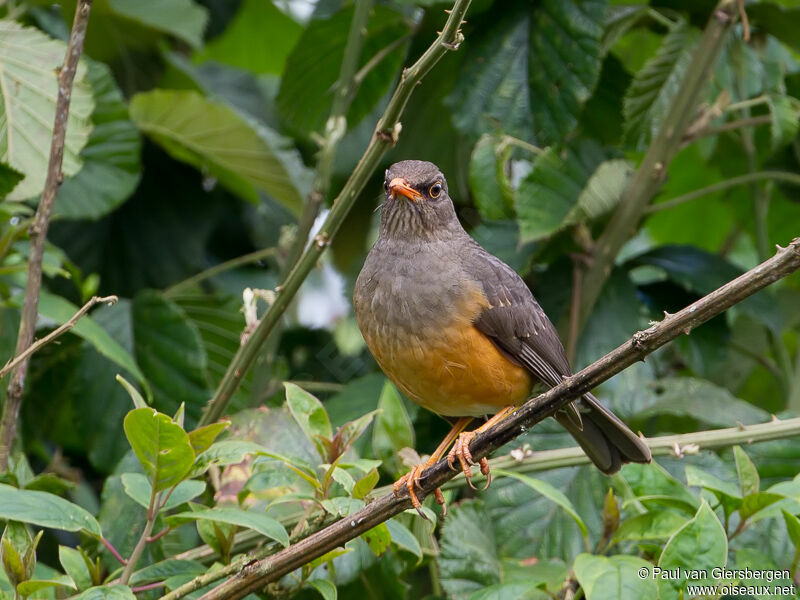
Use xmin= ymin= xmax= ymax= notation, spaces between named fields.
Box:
xmin=16 ymin=579 xmax=77 ymax=596
xmin=733 ymin=446 xmax=760 ymax=496
xmin=573 ymin=159 xmax=633 ymax=221
xmin=494 ymin=469 xmax=588 ymax=540
xmin=116 ymin=375 xmax=147 ymax=410
xmin=167 ymin=506 xmax=289 ymax=547
xmin=130 ymin=90 xmax=307 ymax=213
xmin=767 ymin=94 xmax=799 ymax=150
xmin=193 ymin=0 xmax=302 ymax=76
xmin=623 ymin=19 xmax=698 ymax=149
xmin=620 ymin=462 xmax=699 ymax=513
xmin=439 ymin=500 xmax=501 ymax=599
xmin=285 ymin=382 xmax=333 ymax=459
xmin=612 ymin=510 xmax=688 ymax=543
xmin=685 ymin=465 xmax=741 ymax=500
xmin=121 ymin=473 xmax=205 ymax=511
xmin=187 ymin=422 xmax=229 ymax=455
xmin=330 ymin=467 xmax=355 ymax=495
xmin=276 ymin=5 xmax=410 ymax=136
xmin=0 ymin=21 xmax=94 ymax=200
xmin=469 ymin=134 xmax=514 ymax=220
xmin=55 ymin=59 xmax=141 ymax=220
xmin=123 ymin=408 xmax=196 ymax=491
xmin=738 ymin=492 xmax=784 ymax=520
xmin=467 ymin=582 xmax=551 ymax=600
xmin=361 ymin=522 xmax=391 ymax=557
xmin=306 ymin=579 xmax=337 ymax=600
xmin=385 ymin=519 xmax=422 ymax=560
xmin=59 ymin=546 xmax=93 ymax=591
xmin=72 ymin=584 xmax=137 ymax=600
xmin=0 ymin=163 xmax=24 ymax=199
xmin=132 ymin=291 xmax=211 ymax=421
xmin=573 ymin=554 xmax=658 ymax=600
xmin=782 ymin=510 xmax=800 ymax=548
xmin=352 ymin=468 xmax=379 ymax=500
xmin=371 ymin=382 xmax=414 ymax=478
xmin=127 ymin=558 xmax=205 ymax=586
xmin=104 ymin=0 xmax=207 ymax=49
xmin=320 ymin=497 xmax=365 ymax=517
xmin=36 ymin=290 xmax=147 ymax=391
xmin=658 ymin=500 xmax=727 ymax=598
xmin=0 ymin=484 xmax=101 ymax=536
xmin=527 ymin=0 xmax=606 ymax=144
xmin=515 ymin=140 xmax=609 ymax=243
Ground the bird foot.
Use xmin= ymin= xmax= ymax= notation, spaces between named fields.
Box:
xmin=447 ymin=431 xmax=491 ymax=491
xmin=393 ymin=463 xmax=447 ymax=518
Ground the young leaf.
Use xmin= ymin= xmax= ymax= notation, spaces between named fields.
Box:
xmin=372 ymin=382 xmax=414 ymax=478
xmin=59 ymin=546 xmax=93 ymax=591
xmin=187 ymin=422 xmax=230 ymax=455
xmin=115 ymin=375 xmax=147 ymax=410
xmin=285 ymin=382 xmax=333 ymax=459
xmin=733 ymin=446 xmax=760 ymax=497
xmin=121 ymin=474 xmax=205 ymax=512
xmin=123 ymin=408 xmax=196 ymax=492
xmin=658 ymin=500 xmax=728 ymax=598
xmin=385 ymin=519 xmax=422 ymax=560
xmin=361 ymin=522 xmax=391 ymax=557
xmin=352 ymin=468 xmax=380 ymax=500
xmin=306 ymin=579 xmax=337 ymax=600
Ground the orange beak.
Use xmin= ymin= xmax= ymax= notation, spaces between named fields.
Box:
xmin=388 ymin=178 xmax=423 ymax=202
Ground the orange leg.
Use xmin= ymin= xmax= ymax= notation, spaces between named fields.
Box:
xmin=393 ymin=417 xmax=473 ymax=517
xmin=447 ymin=406 xmax=517 ymax=491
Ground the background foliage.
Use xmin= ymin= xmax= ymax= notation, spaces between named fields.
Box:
xmin=1 ymin=0 xmax=800 ymax=598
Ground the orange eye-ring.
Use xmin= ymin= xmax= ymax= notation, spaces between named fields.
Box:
xmin=429 ymin=183 xmax=442 ymax=198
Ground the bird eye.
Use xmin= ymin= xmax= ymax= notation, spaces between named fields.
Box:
xmin=429 ymin=182 xmax=442 ymax=198
xmin=383 ymin=179 xmax=389 ymax=192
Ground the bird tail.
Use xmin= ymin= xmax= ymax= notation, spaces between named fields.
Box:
xmin=554 ymin=393 xmax=651 ymax=475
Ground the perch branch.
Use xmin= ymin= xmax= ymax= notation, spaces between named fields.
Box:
xmin=199 ymin=0 xmax=473 ymax=426
xmin=0 ymin=0 xmax=94 ymax=471
xmin=200 ymin=239 xmax=800 ymax=600
xmin=0 ymin=295 xmax=117 ymax=379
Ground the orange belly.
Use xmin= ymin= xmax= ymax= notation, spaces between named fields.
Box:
xmin=363 ymin=322 xmax=533 ymax=417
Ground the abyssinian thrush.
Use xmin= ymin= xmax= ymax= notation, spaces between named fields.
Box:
xmin=353 ymin=160 xmax=651 ymax=512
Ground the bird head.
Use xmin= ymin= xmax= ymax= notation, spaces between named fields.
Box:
xmin=379 ymin=160 xmax=462 ymax=240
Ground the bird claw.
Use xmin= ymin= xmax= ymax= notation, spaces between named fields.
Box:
xmin=393 ymin=463 xmax=446 ymax=518
xmin=447 ymin=431 xmax=492 ymax=491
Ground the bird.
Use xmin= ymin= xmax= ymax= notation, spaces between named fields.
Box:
xmin=353 ymin=160 xmax=651 ymax=513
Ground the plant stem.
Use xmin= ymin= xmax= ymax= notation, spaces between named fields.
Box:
xmin=644 ymin=171 xmax=800 ymax=214
xmin=726 ymin=95 xmax=767 ymax=112
xmin=164 ymin=248 xmax=277 ymax=298
xmin=119 ymin=488 xmax=158 ymax=585
xmin=282 ymin=0 xmax=375 ymax=275
xmin=199 ymin=0 xmax=473 ymax=427
xmin=0 ymin=296 xmax=117 ymax=380
xmin=684 ymin=115 xmax=771 ymax=143
xmin=0 ymin=0 xmax=94 ymax=472
xmin=198 ymin=239 xmax=800 ymax=600
xmin=577 ymin=0 xmax=738 ymax=331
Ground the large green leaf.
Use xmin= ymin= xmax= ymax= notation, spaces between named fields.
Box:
xmin=657 ymin=501 xmax=727 ymax=599
xmin=55 ymin=59 xmax=141 ymax=220
xmin=285 ymin=382 xmax=332 ymax=459
xmin=0 ymin=20 xmax=94 ymax=200
xmin=468 ymin=134 xmax=514 ymax=220
xmin=194 ymin=0 xmax=302 ymax=76
xmin=767 ymin=94 xmax=800 ymax=150
xmin=448 ymin=0 xmax=606 ymax=143
xmin=0 ymin=163 xmax=23 ymax=199
xmin=515 ymin=140 xmax=609 ymax=243
xmin=132 ymin=290 xmax=212 ymax=421
xmin=0 ymin=484 xmax=101 ymax=536
xmin=276 ymin=5 xmax=410 ymax=136
xmin=73 ymin=585 xmax=136 ymax=600
xmin=123 ymin=408 xmax=196 ymax=491
xmin=129 ymin=90 xmax=307 ymax=213
xmin=527 ymin=0 xmax=607 ymax=144
xmin=438 ymin=500 xmax=501 ymax=600
xmin=623 ymin=19 xmax=698 ymax=149
xmin=573 ymin=554 xmax=657 ymax=600
xmin=34 ymin=291 xmax=146 ymax=389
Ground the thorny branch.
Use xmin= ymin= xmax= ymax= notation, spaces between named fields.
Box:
xmin=201 ymin=240 xmax=800 ymax=599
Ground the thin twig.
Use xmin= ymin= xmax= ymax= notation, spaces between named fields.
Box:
xmin=199 ymin=239 xmax=800 ymax=600
xmin=577 ymin=0 xmax=738 ymax=331
xmin=0 ymin=295 xmax=117 ymax=380
xmin=0 ymin=0 xmax=94 ymax=472
xmin=684 ymin=115 xmax=771 ymax=143
xmin=199 ymin=0 xmax=473 ymax=427
xmin=644 ymin=171 xmax=800 ymax=214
